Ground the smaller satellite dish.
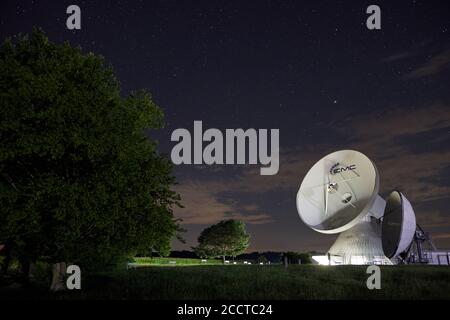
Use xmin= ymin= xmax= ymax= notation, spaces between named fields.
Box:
xmin=382 ymin=191 xmax=416 ymax=258
xmin=296 ymin=150 xmax=379 ymax=234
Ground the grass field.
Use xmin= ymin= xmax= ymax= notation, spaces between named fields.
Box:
xmin=1 ymin=263 xmax=450 ymax=300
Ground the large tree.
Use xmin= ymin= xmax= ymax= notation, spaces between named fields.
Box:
xmin=193 ymin=220 xmax=250 ymax=263
xmin=0 ymin=29 xmax=180 ymax=289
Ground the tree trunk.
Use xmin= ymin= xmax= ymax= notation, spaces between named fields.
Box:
xmin=20 ymin=259 xmax=31 ymax=286
xmin=29 ymin=262 xmax=36 ymax=279
xmin=50 ymin=262 xmax=67 ymax=291
xmin=1 ymin=244 xmax=11 ymax=274
xmin=222 ymin=255 xmax=226 ymax=264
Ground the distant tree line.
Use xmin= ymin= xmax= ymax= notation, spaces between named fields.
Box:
xmin=161 ymin=250 xmax=313 ymax=264
xmin=168 ymin=218 xmax=314 ymax=264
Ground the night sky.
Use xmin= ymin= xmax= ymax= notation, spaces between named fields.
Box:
xmin=1 ymin=0 xmax=449 ymax=252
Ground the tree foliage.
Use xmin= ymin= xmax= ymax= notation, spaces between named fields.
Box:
xmin=193 ymin=220 xmax=250 ymax=260
xmin=0 ymin=29 xmax=180 ymax=271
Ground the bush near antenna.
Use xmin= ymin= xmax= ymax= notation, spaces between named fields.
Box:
xmin=284 ymin=252 xmax=312 ymax=264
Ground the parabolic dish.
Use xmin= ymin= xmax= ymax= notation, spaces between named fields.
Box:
xmin=296 ymin=150 xmax=379 ymax=234
xmin=381 ymin=190 xmax=417 ymax=258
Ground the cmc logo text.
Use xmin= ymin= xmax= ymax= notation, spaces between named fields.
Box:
xmin=329 ymin=163 xmax=356 ymax=175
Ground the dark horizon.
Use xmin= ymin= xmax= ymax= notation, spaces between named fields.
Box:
xmin=1 ymin=0 xmax=449 ymax=253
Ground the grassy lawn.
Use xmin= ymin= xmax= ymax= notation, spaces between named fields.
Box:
xmin=1 ymin=264 xmax=450 ymax=300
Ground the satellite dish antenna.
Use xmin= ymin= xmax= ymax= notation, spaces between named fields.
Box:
xmin=296 ymin=150 xmax=420 ymax=265
xmin=296 ymin=150 xmax=380 ymax=234
xmin=381 ymin=190 xmax=417 ymax=258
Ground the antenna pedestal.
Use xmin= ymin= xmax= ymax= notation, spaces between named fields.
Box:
xmin=327 ymin=196 xmax=392 ymax=265
xmin=327 ymin=217 xmax=392 ymax=265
